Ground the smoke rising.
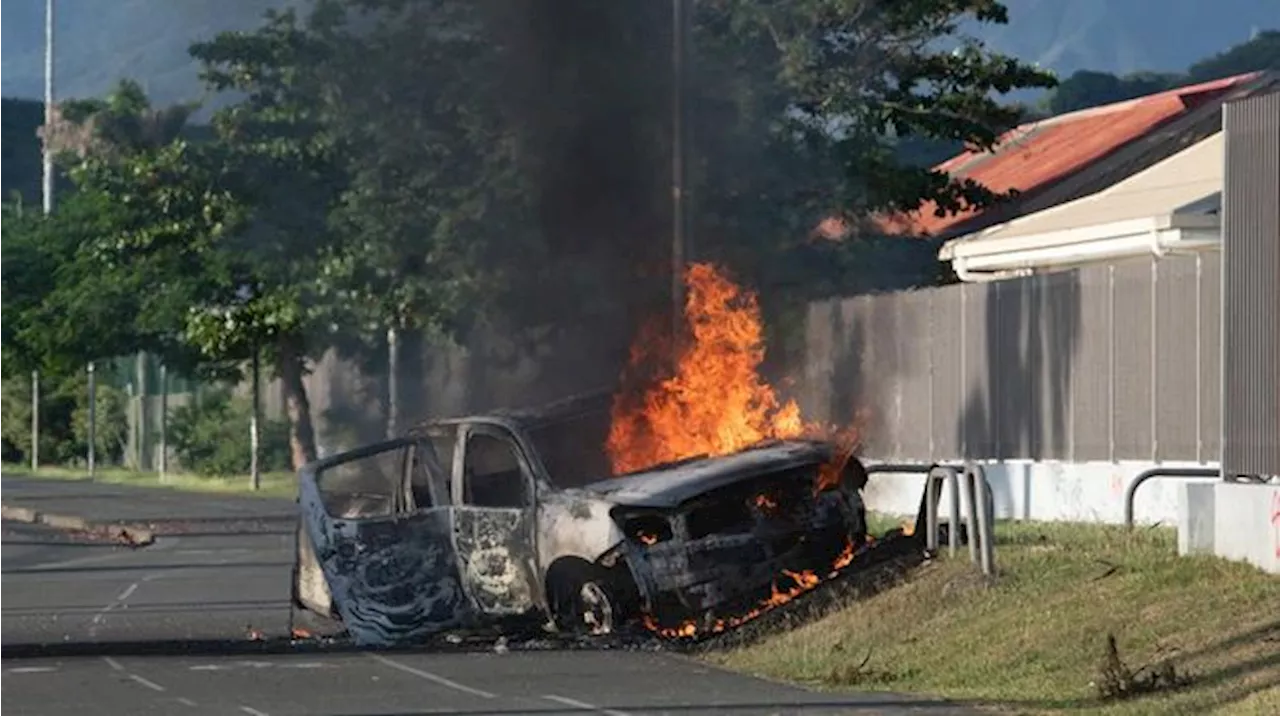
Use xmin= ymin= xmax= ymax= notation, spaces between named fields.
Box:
xmin=317 ymin=1 xmax=684 ymax=441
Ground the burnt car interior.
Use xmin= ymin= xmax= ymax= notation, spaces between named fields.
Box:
xmin=462 ymin=431 xmax=531 ymax=509
xmin=315 ymin=447 xmax=406 ymax=518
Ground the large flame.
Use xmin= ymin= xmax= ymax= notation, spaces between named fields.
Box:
xmin=607 ymin=262 xmax=871 ymax=640
xmin=606 ymin=262 xmax=804 ymax=474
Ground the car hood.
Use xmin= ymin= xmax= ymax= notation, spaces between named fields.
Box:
xmin=580 ymin=440 xmax=831 ymax=509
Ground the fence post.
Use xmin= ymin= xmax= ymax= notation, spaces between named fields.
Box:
xmin=964 ymin=463 xmax=997 ymax=576
xmin=30 ymin=370 xmax=39 ymax=471
xmin=135 ymin=352 xmax=149 ymax=470
xmin=250 ymin=348 xmax=261 ymax=491
xmin=87 ymin=362 xmax=97 ymax=478
xmin=158 ymin=363 xmax=168 ymax=481
xmin=387 ymin=325 xmax=399 ymax=439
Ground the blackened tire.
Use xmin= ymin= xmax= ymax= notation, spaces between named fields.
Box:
xmin=548 ymin=562 xmax=620 ymax=636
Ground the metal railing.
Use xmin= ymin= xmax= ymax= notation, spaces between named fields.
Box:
xmin=1122 ymin=467 xmax=1219 ymax=529
xmin=864 ymin=461 xmax=997 ymax=576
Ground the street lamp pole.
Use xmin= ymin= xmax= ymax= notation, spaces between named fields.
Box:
xmin=33 ymin=0 xmax=57 ymax=473
xmin=670 ymin=0 xmax=689 ymax=349
xmin=42 ymin=0 xmax=55 ymax=215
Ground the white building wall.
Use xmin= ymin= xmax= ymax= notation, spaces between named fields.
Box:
xmin=862 ymin=458 xmax=1219 ymax=525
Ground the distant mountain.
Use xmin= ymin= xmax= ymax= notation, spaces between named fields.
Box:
xmin=0 ymin=0 xmax=1274 ymax=106
xmin=969 ymin=0 xmax=1274 ymax=78
xmin=1 ymin=0 xmax=299 ymax=105
xmin=2 ymin=0 xmax=1276 ymax=104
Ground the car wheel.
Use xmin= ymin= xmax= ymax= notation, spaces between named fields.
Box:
xmin=550 ymin=564 xmax=618 ymax=636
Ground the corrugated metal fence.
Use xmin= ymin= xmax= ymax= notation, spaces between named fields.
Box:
xmin=801 ymin=252 xmax=1221 ymax=463
xmin=1221 ymin=91 xmax=1280 ymax=479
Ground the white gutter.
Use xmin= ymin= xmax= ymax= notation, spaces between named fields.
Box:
xmin=943 ymin=214 xmax=1220 ymax=281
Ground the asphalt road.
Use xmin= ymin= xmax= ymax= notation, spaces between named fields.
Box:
xmin=3 ymin=519 xmax=294 ymax=644
xmin=2 ymin=476 xmax=977 ymax=715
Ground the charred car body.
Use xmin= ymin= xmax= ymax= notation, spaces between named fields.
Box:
xmin=293 ymin=393 xmax=869 ymax=646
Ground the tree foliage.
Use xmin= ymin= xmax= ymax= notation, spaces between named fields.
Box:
xmin=1044 ymin=29 xmax=1278 ymax=116
xmin=5 ymin=0 xmax=1069 ymax=467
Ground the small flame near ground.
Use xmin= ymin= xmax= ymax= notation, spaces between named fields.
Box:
xmin=642 ymin=534 xmax=876 ymax=639
xmin=607 ymin=262 xmax=870 ymax=639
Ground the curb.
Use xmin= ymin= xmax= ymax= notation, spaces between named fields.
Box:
xmin=1 ymin=503 xmax=156 ymax=546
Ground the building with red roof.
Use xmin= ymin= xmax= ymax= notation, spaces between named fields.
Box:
xmin=875 ymin=71 xmax=1276 ymax=241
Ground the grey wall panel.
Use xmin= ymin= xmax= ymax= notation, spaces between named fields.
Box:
xmin=1154 ymin=255 xmax=1200 ymax=460
xmin=1112 ymin=258 xmax=1155 ymax=459
xmin=992 ymin=279 xmax=1023 ymax=458
xmin=848 ymin=296 xmax=890 ymax=455
xmin=839 ymin=297 xmax=875 ymax=443
xmin=1038 ymin=269 xmax=1081 ymax=460
xmin=959 ymin=283 xmax=995 ymax=458
xmin=896 ymin=290 xmax=933 ymax=460
xmin=801 ymin=299 xmax=839 ymax=427
xmin=802 ymin=251 xmax=1222 ymax=464
xmin=1200 ymin=253 xmax=1222 ymax=461
xmin=1222 ymin=90 xmax=1280 ymax=478
xmin=1072 ymin=264 xmax=1113 ymax=460
xmin=858 ymin=295 xmax=892 ymax=457
xmin=929 ymin=286 xmax=964 ymax=459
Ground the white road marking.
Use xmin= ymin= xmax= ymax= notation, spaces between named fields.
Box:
xmin=6 ymin=666 xmax=58 ymax=674
xmin=239 ymin=706 xmax=270 ymax=716
xmin=186 ymin=661 xmax=330 ymax=672
xmin=542 ymin=694 xmax=632 ymax=716
xmin=103 ymin=657 xmax=125 ymax=671
xmin=177 ymin=697 xmax=198 ymax=707
xmin=128 ymin=673 xmax=166 ymax=692
xmin=89 ymin=573 xmax=157 ymax=635
xmin=367 ymin=653 xmax=496 ymax=699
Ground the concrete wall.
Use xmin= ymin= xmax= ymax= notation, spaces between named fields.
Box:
xmin=1178 ymin=480 xmax=1280 ymax=574
xmin=862 ymin=457 xmax=1220 ymax=526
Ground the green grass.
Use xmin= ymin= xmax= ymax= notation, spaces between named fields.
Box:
xmin=708 ymin=520 xmax=1280 ymax=715
xmin=2 ymin=463 xmax=297 ymax=499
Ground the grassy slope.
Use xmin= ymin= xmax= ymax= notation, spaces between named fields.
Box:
xmin=3 ymin=463 xmax=297 ymax=499
xmin=710 ymin=522 xmax=1280 ymax=715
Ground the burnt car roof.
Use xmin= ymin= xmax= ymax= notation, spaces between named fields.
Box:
xmin=409 ymin=389 xmax=615 ymax=435
xmin=579 ymin=440 xmax=832 ymax=509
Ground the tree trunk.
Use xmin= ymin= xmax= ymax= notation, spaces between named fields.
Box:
xmin=278 ymin=335 xmax=318 ymax=470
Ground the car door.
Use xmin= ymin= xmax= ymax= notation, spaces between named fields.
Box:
xmin=298 ymin=436 xmax=472 ymax=646
xmin=451 ymin=423 xmax=540 ymax=616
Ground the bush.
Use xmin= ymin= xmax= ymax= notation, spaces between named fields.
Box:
xmin=168 ymin=389 xmax=291 ymax=477
xmin=1 ymin=373 xmax=128 ymax=465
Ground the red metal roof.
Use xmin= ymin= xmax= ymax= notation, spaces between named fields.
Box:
xmin=876 ymin=72 xmax=1262 ymax=237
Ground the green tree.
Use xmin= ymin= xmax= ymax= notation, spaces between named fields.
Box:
xmin=1044 ymin=70 xmax=1181 ymax=115
xmin=1188 ymin=29 xmax=1280 ymax=82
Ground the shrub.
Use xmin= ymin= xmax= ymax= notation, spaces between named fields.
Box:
xmin=1 ymin=373 xmax=128 ymax=465
xmin=168 ymin=388 xmax=291 ymax=477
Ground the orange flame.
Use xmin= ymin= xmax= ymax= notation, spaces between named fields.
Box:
xmin=641 ymin=537 xmax=862 ymax=640
xmin=610 ymin=262 xmax=872 ymax=640
xmin=606 ymin=263 xmax=805 ymax=474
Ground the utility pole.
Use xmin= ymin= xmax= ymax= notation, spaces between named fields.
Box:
xmin=42 ymin=0 xmax=55 ymax=215
xmin=43 ymin=3 xmax=101 ymax=480
xmin=670 ymin=0 xmax=689 ymax=350
xmin=33 ymin=0 xmax=56 ymax=473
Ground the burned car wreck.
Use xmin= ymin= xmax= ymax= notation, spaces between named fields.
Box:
xmin=292 ymin=392 xmax=869 ymax=646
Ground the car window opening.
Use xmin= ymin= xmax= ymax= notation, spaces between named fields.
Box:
xmin=464 ymin=433 xmax=530 ymax=509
